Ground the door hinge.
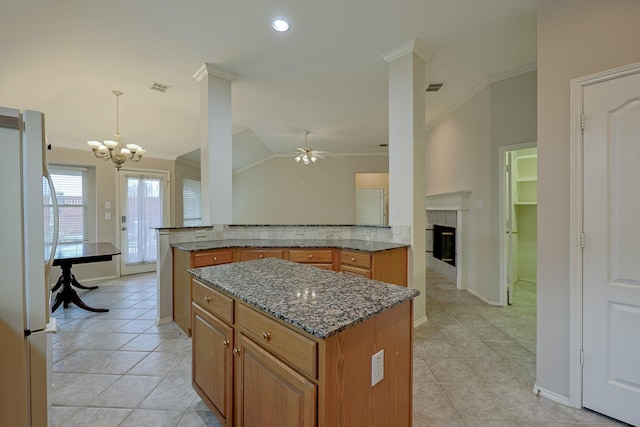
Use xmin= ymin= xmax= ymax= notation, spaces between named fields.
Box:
xmin=580 ymin=349 xmax=585 ymax=366
xmin=580 ymin=232 xmax=585 ymax=248
xmin=506 ymin=164 xmax=511 ymax=173
xmin=580 ymin=113 xmax=585 ymax=131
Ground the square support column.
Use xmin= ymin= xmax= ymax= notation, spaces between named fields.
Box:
xmin=194 ymin=63 xmax=237 ymax=224
xmin=383 ymin=40 xmax=431 ymax=325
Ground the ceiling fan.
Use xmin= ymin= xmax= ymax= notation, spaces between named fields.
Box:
xmin=294 ymin=131 xmax=328 ymax=165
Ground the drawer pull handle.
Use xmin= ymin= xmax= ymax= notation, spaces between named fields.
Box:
xmin=351 ymin=257 xmax=356 ymax=261
xmin=222 ymin=339 xmax=230 ymax=347
xmin=233 ymin=347 xmax=240 ymax=356
xmin=203 ymin=296 xmax=211 ymax=302
xmin=213 ymin=256 xmax=217 ymax=261
xmin=262 ymin=332 xmax=271 ymax=341
xmin=308 ymin=254 xmax=313 ymax=259
xmin=259 ymin=254 xmax=264 ymax=258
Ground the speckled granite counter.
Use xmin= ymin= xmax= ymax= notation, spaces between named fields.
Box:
xmin=189 ymin=258 xmax=419 ymax=339
xmin=175 ymin=238 xmax=408 ymax=253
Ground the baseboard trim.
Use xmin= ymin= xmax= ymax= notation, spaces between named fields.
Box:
xmin=414 ymin=315 xmax=429 ymax=328
xmin=156 ymin=317 xmax=173 ymax=326
xmin=466 ymin=288 xmax=501 ymax=306
xmin=533 ymin=384 xmax=574 ymax=408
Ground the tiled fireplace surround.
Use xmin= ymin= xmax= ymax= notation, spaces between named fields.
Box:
xmin=426 ymin=191 xmax=470 ymax=290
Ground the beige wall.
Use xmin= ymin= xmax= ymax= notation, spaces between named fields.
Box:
xmin=232 ymin=155 xmax=388 ymax=224
xmin=174 ymin=157 xmax=202 ymax=227
xmin=426 ymin=70 xmax=536 ymax=304
xmin=48 ymin=146 xmax=176 ymax=282
xmin=537 ymin=0 xmax=640 ymax=399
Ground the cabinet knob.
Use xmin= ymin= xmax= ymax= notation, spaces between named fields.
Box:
xmin=262 ymin=332 xmax=271 ymax=341
xmin=222 ymin=339 xmax=230 ymax=347
xmin=233 ymin=347 xmax=241 ymax=356
xmin=351 ymin=257 xmax=356 ymax=261
xmin=259 ymin=254 xmax=263 ymax=258
xmin=308 ymin=254 xmax=313 ymax=259
xmin=213 ymin=256 xmax=217 ymax=261
xmin=203 ymin=296 xmax=211 ymax=303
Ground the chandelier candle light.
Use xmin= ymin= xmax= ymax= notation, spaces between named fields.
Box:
xmin=87 ymin=90 xmax=145 ymax=169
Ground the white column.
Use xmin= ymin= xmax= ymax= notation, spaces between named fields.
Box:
xmin=193 ymin=63 xmax=237 ymax=224
xmin=383 ymin=40 xmax=431 ymax=325
xmin=156 ymin=229 xmax=173 ymax=324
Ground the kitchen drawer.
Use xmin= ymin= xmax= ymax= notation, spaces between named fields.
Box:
xmin=192 ymin=250 xmax=233 ymax=268
xmin=340 ymin=250 xmax=371 ymax=269
xmin=288 ymin=248 xmax=333 ymax=264
xmin=238 ymin=249 xmax=284 ymax=262
xmin=237 ymin=304 xmax=317 ymax=379
xmin=192 ymin=279 xmax=234 ymax=324
xmin=341 ymin=265 xmax=372 ymax=279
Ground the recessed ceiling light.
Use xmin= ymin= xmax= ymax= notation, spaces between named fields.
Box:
xmin=272 ymin=19 xmax=289 ymax=32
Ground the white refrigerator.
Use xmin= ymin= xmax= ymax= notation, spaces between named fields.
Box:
xmin=0 ymin=108 xmax=58 ymax=426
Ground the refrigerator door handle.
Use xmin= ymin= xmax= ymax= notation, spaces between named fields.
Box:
xmin=43 ymin=160 xmax=58 ymax=280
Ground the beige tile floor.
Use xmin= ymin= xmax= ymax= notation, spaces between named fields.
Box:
xmin=50 ymin=271 xmax=627 ymax=426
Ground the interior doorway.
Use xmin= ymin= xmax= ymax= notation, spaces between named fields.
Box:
xmin=499 ymin=143 xmax=537 ymax=306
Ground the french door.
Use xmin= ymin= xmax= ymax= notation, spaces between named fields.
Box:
xmin=119 ymin=170 xmax=169 ymax=275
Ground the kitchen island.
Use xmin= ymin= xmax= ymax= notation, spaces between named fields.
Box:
xmin=189 ymin=258 xmax=419 ymax=427
xmin=173 ymin=238 xmax=408 ymax=335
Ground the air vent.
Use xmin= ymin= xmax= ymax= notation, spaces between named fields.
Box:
xmin=150 ymin=81 xmax=171 ymax=93
xmin=379 ymin=143 xmax=388 ymax=147
xmin=425 ymin=82 xmax=446 ymax=92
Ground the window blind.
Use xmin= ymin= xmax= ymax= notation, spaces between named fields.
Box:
xmin=183 ymin=177 xmax=201 ymax=227
xmin=44 ymin=167 xmax=88 ymax=243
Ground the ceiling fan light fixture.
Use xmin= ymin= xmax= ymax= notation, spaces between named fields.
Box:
xmin=272 ymin=19 xmax=289 ymax=32
xmin=293 ymin=131 xmax=325 ymax=165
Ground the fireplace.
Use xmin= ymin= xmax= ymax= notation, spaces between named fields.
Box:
xmin=433 ymin=225 xmax=456 ymax=267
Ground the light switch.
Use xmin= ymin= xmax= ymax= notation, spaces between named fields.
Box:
xmin=105 ymin=212 xmax=112 ymax=220
xmin=105 ymin=201 xmax=111 ymax=209
xmin=475 ymin=199 xmax=483 ymax=209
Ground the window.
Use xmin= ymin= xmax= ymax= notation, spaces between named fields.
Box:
xmin=183 ymin=177 xmax=201 ymax=227
xmin=44 ymin=166 xmax=88 ymax=244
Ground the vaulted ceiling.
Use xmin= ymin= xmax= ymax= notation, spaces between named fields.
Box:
xmin=1 ymin=1 xmax=536 ymax=169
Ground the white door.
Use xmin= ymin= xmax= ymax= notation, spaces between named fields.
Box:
xmin=355 ymin=188 xmax=385 ymax=226
xmin=119 ymin=170 xmax=169 ymax=275
xmin=582 ymin=70 xmax=640 ymax=426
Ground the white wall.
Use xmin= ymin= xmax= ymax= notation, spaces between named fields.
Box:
xmin=232 ymin=155 xmax=388 ymax=224
xmin=537 ymin=0 xmax=640 ymax=400
xmin=426 ymin=70 xmax=536 ymax=304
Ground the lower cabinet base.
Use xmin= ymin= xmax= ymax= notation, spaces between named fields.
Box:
xmin=192 ymin=299 xmax=413 ymax=427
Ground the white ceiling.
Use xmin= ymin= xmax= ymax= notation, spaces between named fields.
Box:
xmin=1 ymin=0 xmax=536 ymax=169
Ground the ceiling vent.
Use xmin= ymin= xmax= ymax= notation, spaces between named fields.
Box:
xmin=425 ymin=82 xmax=446 ymax=92
xmin=150 ymin=81 xmax=171 ymax=93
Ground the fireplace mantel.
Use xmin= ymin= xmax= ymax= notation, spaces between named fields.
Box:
xmin=425 ymin=191 xmax=471 ymax=211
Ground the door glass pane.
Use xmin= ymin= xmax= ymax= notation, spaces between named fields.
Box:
xmin=125 ymin=175 xmax=162 ymax=265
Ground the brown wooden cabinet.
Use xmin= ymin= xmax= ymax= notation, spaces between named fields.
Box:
xmin=192 ymin=304 xmax=233 ymax=424
xmin=340 ymin=247 xmax=407 ymax=285
xmin=288 ymin=248 xmax=336 ymax=271
xmin=237 ymin=249 xmax=284 ymax=262
xmin=190 ymin=278 xmax=413 ymax=427
xmin=173 ymin=248 xmax=233 ymax=335
xmin=234 ymin=333 xmax=317 ymax=427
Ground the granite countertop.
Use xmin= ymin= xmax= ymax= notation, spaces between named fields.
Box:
xmin=188 ymin=258 xmax=419 ymax=339
xmin=174 ymin=238 xmax=408 ymax=253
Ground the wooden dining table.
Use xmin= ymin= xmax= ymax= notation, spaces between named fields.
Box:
xmin=50 ymin=242 xmax=121 ymax=313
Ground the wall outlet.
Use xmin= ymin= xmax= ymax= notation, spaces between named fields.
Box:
xmin=195 ymin=230 xmax=207 ymax=238
xmin=104 ymin=212 xmax=111 ymax=220
xmin=294 ymin=228 xmax=305 ymax=235
xmin=371 ymin=349 xmax=384 ymax=387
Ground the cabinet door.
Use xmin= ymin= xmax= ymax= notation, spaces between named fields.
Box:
xmin=340 ymin=265 xmax=372 ymax=279
xmin=192 ymin=305 xmax=233 ymax=424
xmin=235 ymin=333 xmax=316 ymax=427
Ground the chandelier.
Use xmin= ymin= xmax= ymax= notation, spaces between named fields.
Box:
xmin=294 ymin=131 xmax=326 ymax=165
xmin=87 ymin=90 xmax=145 ymax=169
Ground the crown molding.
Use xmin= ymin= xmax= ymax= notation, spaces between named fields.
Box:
xmin=382 ymin=39 xmax=432 ymax=63
xmin=427 ymin=63 xmax=537 ymax=130
xmin=193 ymin=63 xmax=238 ymax=82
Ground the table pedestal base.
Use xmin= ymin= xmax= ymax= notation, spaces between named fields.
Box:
xmin=51 ymin=263 xmax=109 ymax=313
